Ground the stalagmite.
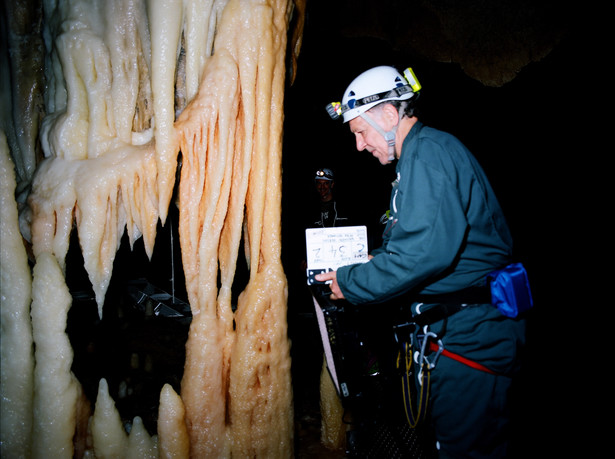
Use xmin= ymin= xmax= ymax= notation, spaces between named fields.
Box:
xmin=31 ymin=251 xmax=80 ymax=458
xmin=0 ymin=131 xmax=35 ymax=458
xmin=90 ymin=379 xmax=129 ymax=458
xmin=157 ymin=384 xmax=190 ymax=459
xmin=319 ymin=360 xmax=346 ymax=450
xmin=126 ymin=416 xmax=158 ymax=458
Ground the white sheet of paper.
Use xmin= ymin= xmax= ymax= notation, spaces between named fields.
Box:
xmin=305 ymin=226 xmax=369 ymax=284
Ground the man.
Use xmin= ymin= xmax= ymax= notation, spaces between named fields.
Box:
xmin=299 ymin=167 xmax=352 ymax=273
xmin=310 ymin=167 xmax=349 ymax=228
xmin=317 ymin=66 xmax=526 ymax=458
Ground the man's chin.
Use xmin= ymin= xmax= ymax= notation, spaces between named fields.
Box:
xmin=371 ymin=152 xmax=389 ymax=165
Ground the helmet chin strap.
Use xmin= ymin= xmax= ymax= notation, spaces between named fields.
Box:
xmin=360 ymin=108 xmax=404 ymax=161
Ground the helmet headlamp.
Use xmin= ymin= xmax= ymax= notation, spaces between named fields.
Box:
xmin=325 ymin=102 xmax=342 ymax=120
xmin=403 ymin=67 xmax=422 ymax=93
xmin=315 ymin=168 xmax=334 ymax=181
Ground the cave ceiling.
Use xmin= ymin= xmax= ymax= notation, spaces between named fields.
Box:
xmin=303 ymin=0 xmax=572 ymax=87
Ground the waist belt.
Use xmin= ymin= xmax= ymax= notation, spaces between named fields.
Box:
xmin=408 ymin=286 xmax=491 ymax=326
xmin=414 ymin=285 xmax=492 ymax=306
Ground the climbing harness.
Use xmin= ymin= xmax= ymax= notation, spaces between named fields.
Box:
xmin=394 ymin=299 xmax=500 ymax=428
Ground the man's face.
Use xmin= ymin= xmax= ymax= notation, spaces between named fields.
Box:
xmin=315 ymin=179 xmax=333 ymax=201
xmin=348 ymin=112 xmax=392 ymax=165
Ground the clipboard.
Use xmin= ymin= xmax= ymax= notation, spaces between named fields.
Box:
xmin=305 ymin=225 xmax=369 ymax=285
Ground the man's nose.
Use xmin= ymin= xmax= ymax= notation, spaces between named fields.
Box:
xmin=355 ymin=134 xmax=366 ymax=151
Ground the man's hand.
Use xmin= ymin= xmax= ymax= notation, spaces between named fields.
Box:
xmin=315 ymin=270 xmax=345 ymax=300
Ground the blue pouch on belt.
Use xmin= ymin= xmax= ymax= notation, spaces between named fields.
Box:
xmin=487 ymin=263 xmax=533 ymax=318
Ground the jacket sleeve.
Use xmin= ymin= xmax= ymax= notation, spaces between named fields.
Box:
xmin=336 ymin=144 xmax=469 ymax=304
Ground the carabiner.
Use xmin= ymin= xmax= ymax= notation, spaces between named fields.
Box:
xmin=416 ymin=328 xmax=445 ymax=385
xmin=393 ymin=321 xmax=418 ymax=349
xmin=419 ymin=330 xmax=439 ymax=369
xmin=424 ymin=337 xmax=444 ymax=370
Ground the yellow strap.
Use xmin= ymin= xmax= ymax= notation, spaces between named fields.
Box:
xmin=398 ymin=343 xmax=430 ymax=428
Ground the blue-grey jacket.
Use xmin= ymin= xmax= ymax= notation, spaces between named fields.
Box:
xmin=337 ymin=121 xmax=513 ymax=305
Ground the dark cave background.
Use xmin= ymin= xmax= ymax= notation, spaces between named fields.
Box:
xmin=281 ymin=1 xmax=601 ymax=457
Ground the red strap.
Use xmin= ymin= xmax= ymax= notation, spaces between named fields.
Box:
xmin=428 ymin=341 xmax=497 ymax=375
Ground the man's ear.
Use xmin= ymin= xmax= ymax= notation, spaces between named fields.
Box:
xmin=382 ymin=103 xmax=400 ymax=128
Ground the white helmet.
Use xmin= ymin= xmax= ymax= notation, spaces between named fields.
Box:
xmin=326 ymin=66 xmax=421 ymax=123
xmin=326 ymin=66 xmax=422 ymax=161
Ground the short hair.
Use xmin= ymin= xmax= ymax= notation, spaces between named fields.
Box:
xmin=371 ymin=97 xmax=420 ymax=119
